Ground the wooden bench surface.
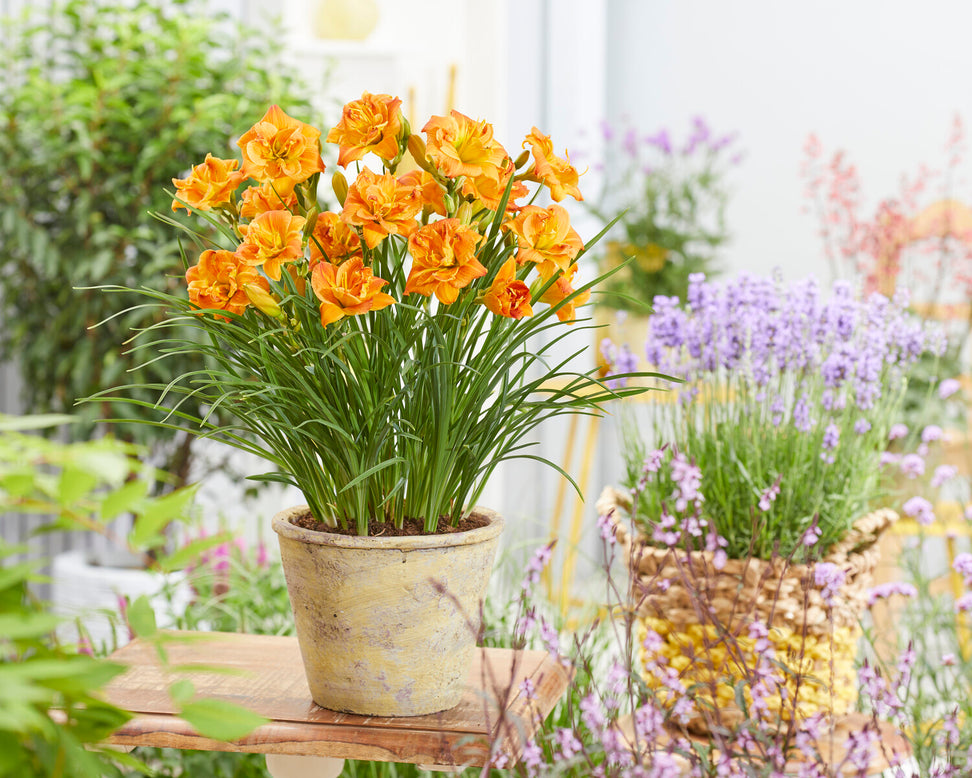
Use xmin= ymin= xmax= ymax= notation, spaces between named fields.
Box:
xmin=103 ymin=631 xmax=569 ymax=767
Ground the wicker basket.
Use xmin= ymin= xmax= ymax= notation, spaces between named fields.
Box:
xmin=596 ymin=486 xmax=897 ymax=733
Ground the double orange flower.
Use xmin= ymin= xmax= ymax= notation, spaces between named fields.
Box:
xmin=181 ymin=96 xmax=591 ymax=327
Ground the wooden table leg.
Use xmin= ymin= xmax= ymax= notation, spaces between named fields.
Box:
xmin=265 ymin=754 xmax=345 ymax=778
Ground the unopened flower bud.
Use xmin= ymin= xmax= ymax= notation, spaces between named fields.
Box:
xmin=443 ymin=191 xmax=459 ymax=214
xmin=513 ymin=148 xmax=531 ymax=169
xmin=457 ymin=201 xmax=473 ymax=225
xmin=407 ymin=134 xmax=436 ymax=174
xmin=244 ymin=284 xmax=283 ymax=319
xmin=302 ymin=206 xmax=320 ymax=239
xmin=331 ymin=171 xmax=349 ymax=206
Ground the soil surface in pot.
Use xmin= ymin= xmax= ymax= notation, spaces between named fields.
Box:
xmin=290 ymin=509 xmax=488 ymax=537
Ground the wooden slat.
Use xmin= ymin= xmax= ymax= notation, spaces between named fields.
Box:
xmin=102 ymin=631 xmax=569 ymax=766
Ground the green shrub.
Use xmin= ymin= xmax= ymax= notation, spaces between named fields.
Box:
xmin=0 ymin=0 xmax=314 ymax=483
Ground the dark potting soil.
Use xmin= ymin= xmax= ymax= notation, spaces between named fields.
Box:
xmin=290 ymin=510 xmax=489 ymax=537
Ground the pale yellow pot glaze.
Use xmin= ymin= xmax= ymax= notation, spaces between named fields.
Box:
xmin=272 ymin=506 xmax=504 ymax=717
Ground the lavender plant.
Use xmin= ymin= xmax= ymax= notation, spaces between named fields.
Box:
xmin=588 ymin=117 xmax=740 ymax=308
xmin=607 ymin=272 xmax=946 ymax=559
xmin=496 ymin=460 xmax=918 ymax=777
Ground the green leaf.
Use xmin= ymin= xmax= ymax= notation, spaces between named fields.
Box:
xmin=129 ymin=484 xmax=197 ymax=549
xmin=178 ymin=698 xmax=267 ymax=742
xmin=0 ymin=612 xmax=61 ymax=640
xmin=57 ymin=465 xmax=99 ymax=505
xmin=156 ymin=532 xmax=233 ymax=573
xmin=0 ymin=470 xmax=37 ymax=499
xmin=100 ymin=477 xmax=149 ymax=521
xmin=0 ymin=414 xmax=76 ymax=432
xmin=125 ymin=595 xmax=157 ymax=638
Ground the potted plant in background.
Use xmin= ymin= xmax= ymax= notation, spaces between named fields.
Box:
xmin=588 ymin=117 xmax=741 ymax=371
xmin=94 ymin=94 xmax=643 ymax=717
xmin=597 ymin=272 xmax=944 ymax=732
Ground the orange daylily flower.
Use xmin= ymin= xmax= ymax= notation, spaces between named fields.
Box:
xmin=236 ymin=210 xmax=307 ymax=281
xmin=326 ymin=92 xmax=404 ymax=168
xmin=523 ymin=128 xmax=583 ymax=202
xmin=311 ymin=257 xmax=395 ymax=326
xmin=237 ymin=105 xmax=326 ymax=188
xmin=483 ymin=258 xmax=533 ymax=319
xmin=186 ymin=249 xmax=268 ymax=317
xmin=462 ymin=164 xmax=529 ymax=214
xmin=537 ymin=261 xmax=589 ymax=323
xmin=423 ymin=110 xmax=509 ymax=182
xmin=240 ymin=182 xmax=299 ymax=219
xmin=405 ymin=219 xmax=486 ymax=304
xmin=397 ymin=169 xmax=448 ymax=216
xmin=309 ymin=211 xmax=362 ymax=268
xmin=341 ymin=167 xmax=422 ymax=249
xmin=171 ymin=154 xmax=245 ymax=212
xmin=507 ymin=204 xmax=584 ymax=272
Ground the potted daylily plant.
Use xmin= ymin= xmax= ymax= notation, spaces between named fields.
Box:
xmin=598 ymin=272 xmax=945 ymax=731
xmin=95 ymin=94 xmax=640 ymax=716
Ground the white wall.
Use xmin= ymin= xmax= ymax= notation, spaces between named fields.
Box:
xmin=605 ymin=0 xmax=972 ymax=282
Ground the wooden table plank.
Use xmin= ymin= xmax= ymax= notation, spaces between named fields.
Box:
xmin=103 ymin=631 xmax=569 ymax=766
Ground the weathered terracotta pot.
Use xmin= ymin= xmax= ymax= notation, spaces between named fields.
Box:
xmin=272 ymin=506 xmax=504 ymax=717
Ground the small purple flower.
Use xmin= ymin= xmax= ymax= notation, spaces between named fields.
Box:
xmin=866 ymin=581 xmax=918 ymax=606
xmin=888 ymin=423 xmax=909 ymax=441
xmin=596 ymin=512 xmax=617 ymax=543
xmin=555 ymin=727 xmax=582 ymax=759
xmin=953 ymin=552 xmax=972 ymax=586
xmin=880 ymin=451 xmax=901 ymax=467
xmin=939 ymin=377 xmax=962 ymax=399
xmin=669 ymin=452 xmax=703 ymax=510
xmin=522 ymin=542 xmax=554 ymax=595
xmin=844 ymin=728 xmax=877 ymax=774
xmin=932 ymin=464 xmax=958 ymax=488
xmin=814 ymin=561 xmax=846 ymax=606
xmin=643 ymin=447 xmax=666 ymax=474
xmin=758 ymin=476 xmax=781 ymax=511
xmin=580 ymin=692 xmax=605 ymax=731
xmin=822 ymin=421 xmax=840 ymax=451
xmin=644 ymin=128 xmax=672 ymax=155
xmin=793 ymin=394 xmax=814 ymax=433
xmin=803 ymin=524 xmax=822 ymax=547
xmin=520 ymin=677 xmax=537 ymax=701
xmin=957 ymin=593 xmax=972 ymax=613
xmin=853 ymin=418 xmax=871 ymax=435
xmin=921 ymin=424 xmax=944 ymax=443
xmin=898 ymin=454 xmax=926 ymax=480
xmin=633 ymin=702 xmax=664 ymax=742
xmin=943 ymin=653 xmax=957 ymax=666
xmin=903 ymin=495 xmax=935 ymax=526
xmin=539 ymin=618 xmax=560 ymax=658
xmin=521 ymin=739 xmax=543 ymax=776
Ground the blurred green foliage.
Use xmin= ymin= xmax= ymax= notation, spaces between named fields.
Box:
xmin=0 ymin=0 xmax=314 ymax=483
xmin=0 ymin=413 xmax=265 ymax=777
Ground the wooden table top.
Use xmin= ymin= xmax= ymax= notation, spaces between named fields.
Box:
xmin=103 ymin=631 xmax=569 ymax=767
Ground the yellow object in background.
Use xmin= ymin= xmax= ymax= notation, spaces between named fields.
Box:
xmin=314 ymin=0 xmax=380 ymax=41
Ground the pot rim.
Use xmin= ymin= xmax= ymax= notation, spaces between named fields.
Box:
xmin=271 ymin=505 xmax=504 ymax=550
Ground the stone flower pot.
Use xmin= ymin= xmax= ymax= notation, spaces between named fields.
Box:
xmin=272 ymin=506 xmax=504 ymax=717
